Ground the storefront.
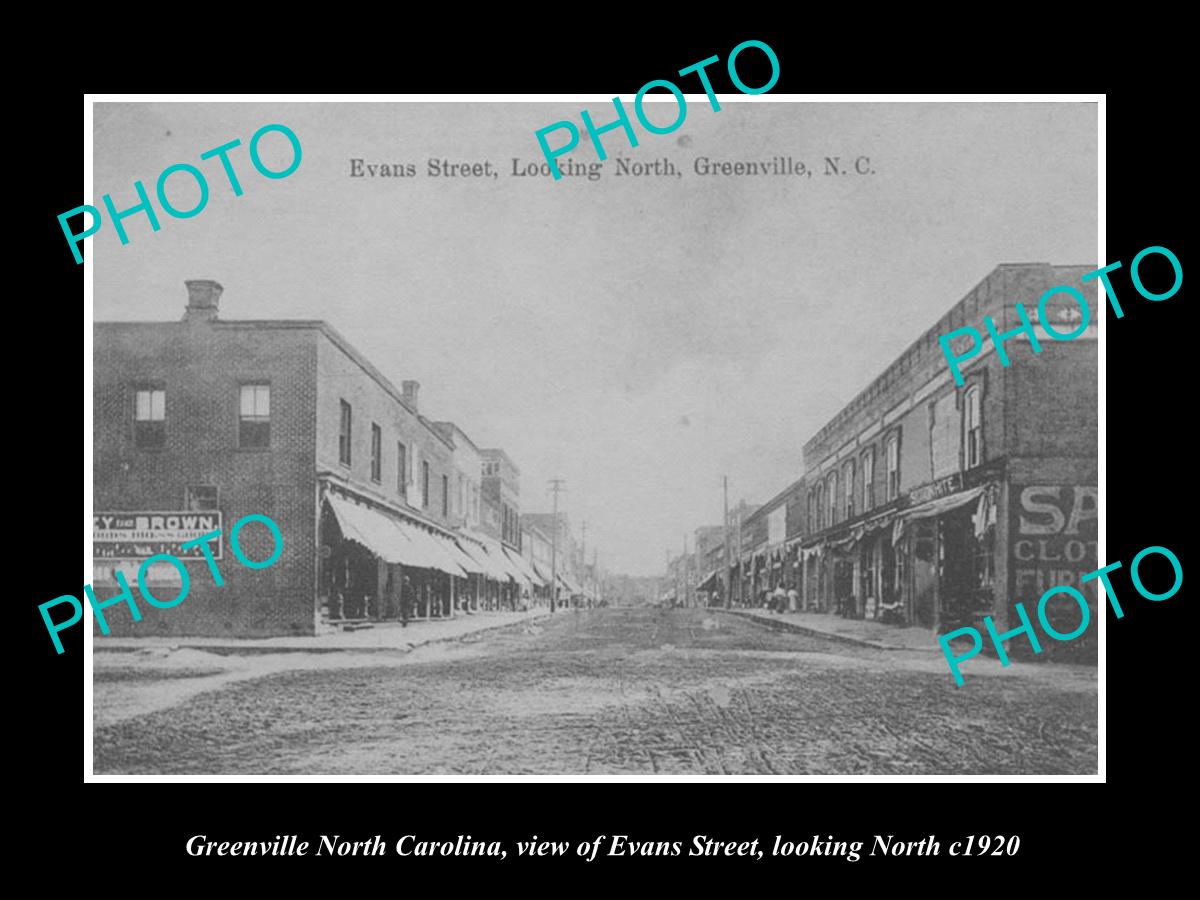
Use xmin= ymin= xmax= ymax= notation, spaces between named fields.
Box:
xmin=696 ymin=568 xmax=721 ymax=606
xmin=888 ymin=481 xmax=999 ymax=633
xmin=319 ymin=489 xmax=470 ymax=623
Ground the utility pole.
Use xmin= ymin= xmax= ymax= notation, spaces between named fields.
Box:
xmin=723 ymin=475 xmax=731 ymax=610
xmin=548 ymin=478 xmax=566 ymax=613
xmin=664 ymin=547 xmax=670 ymax=608
xmin=682 ymin=533 xmax=689 ymax=609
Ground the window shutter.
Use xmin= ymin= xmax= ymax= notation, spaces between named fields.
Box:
xmin=409 ymin=445 xmax=420 ymax=505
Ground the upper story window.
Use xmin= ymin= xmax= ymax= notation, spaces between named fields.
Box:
xmin=397 ymin=442 xmax=407 ymax=497
xmin=826 ymin=472 xmax=839 ymax=525
xmin=886 ymin=432 xmax=900 ymax=501
xmin=442 ymin=474 xmax=449 ymax=517
xmin=422 ymin=460 xmax=431 ymax=509
xmin=861 ymin=448 xmax=875 ymax=511
xmin=338 ymin=400 xmax=352 ymax=466
xmin=815 ymin=483 xmax=825 ymax=530
xmin=842 ymin=459 xmax=855 ymax=520
xmin=185 ymin=485 xmax=218 ymax=510
xmin=965 ymin=386 xmax=983 ymax=469
xmin=238 ymin=384 xmax=270 ymax=449
xmin=133 ymin=387 xmax=166 ymax=449
xmin=370 ymin=423 xmax=382 ymax=482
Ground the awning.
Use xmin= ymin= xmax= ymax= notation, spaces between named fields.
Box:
xmin=905 ymin=486 xmax=986 ymax=522
xmin=697 ymin=569 xmax=720 ymax=593
xmin=558 ymin=572 xmax=582 ymax=595
xmin=892 ymin=486 xmax=988 ymax=546
xmin=326 ymin=495 xmax=460 ymax=574
xmin=396 ymin=522 xmax=467 ymax=577
xmin=473 ymin=533 xmax=525 ymax=583
xmin=530 ymin=558 xmax=552 ymax=584
xmin=503 ymin=546 xmax=544 ymax=586
xmin=438 ymin=534 xmax=485 ymax=576
xmin=327 ymin=495 xmax=411 ymax=563
xmin=457 ymin=536 xmax=510 ymax=582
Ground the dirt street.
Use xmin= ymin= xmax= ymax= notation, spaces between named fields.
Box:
xmin=93 ymin=607 xmax=1097 ymax=775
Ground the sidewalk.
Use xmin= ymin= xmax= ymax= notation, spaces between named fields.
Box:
xmin=95 ymin=608 xmax=552 ymax=655
xmin=721 ymin=608 xmax=940 ymax=652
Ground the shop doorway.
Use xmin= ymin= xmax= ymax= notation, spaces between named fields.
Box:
xmin=937 ymin=507 xmax=977 ymax=629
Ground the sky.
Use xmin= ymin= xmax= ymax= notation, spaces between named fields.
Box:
xmin=92 ymin=100 xmax=1097 ymax=576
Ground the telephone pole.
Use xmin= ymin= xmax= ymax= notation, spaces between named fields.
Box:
xmin=547 ymin=478 xmax=566 ymax=613
xmin=682 ymin=533 xmax=689 ymax=608
xmin=667 ymin=547 xmax=676 ymax=609
xmin=723 ymin=475 xmax=732 ymax=610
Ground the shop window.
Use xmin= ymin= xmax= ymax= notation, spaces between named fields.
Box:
xmin=397 ymin=442 xmax=407 ymax=497
xmin=238 ymin=384 xmax=270 ymax=449
xmin=965 ymin=386 xmax=983 ymax=469
xmin=338 ymin=400 xmax=352 ymax=466
xmin=861 ymin=448 xmax=875 ymax=511
xmin=185 ymin=485 xmax=218 ymax=511
xmin=975 ymin=521 xmax=995 ymax=591
xmin=886 ymin=432 xmax=900 ymax=500
xmin=370 ymin=423 xmax=382 ymax=482
xmin=133 ymin=387 xmax=166 ymax=449
xmin=842 ymin=459 xmax=855 ymax=520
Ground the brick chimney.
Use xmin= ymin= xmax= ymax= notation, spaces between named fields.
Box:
xmin=402 ymin=380 xmax=420 ymax=412
xmin=183 ymin=279 xmax=223 ymax=322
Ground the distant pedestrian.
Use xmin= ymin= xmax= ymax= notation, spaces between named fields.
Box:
xmin=787 ymin=587 xmax=799 ymax=613
xmin=773 ymin=585 xmax=787 ymax=613
xmin=400 ymin=575 xmax=413 ymax=627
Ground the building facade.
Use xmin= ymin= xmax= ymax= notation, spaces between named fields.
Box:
xmin=665 ymin=262 xmax=1098 ymax=660
xmin=737 ymin=478 xmax=806 ymax=607
xmin=522 ymin=511 xmax=583 ymax=605
xmin=93 ymin=280 xmax=528 ymax=636
xmin=481 ymin=449 xmax=521 ymax=551
xmin=796 ymin=264 xmax=1097 ymax=656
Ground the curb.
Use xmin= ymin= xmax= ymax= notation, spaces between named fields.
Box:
xmin=95 ymin=613 xmax=553 ymax=658
xmin=718 ymin=609 xmax=918 ymax=651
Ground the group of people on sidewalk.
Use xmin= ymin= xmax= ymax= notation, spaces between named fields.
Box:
xmin=762 ymin=585 xmax=800 ymax=614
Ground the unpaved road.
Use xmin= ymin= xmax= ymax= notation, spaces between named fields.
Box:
xmin=93 ymin=607 xmax=1097 ymax=775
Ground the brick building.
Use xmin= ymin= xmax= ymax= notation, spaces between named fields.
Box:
xmin=667 ymin=262 xmax=1098 ymax=658
xmin=522 ymin=511 xmax=583 ymax=605
xmin=93 ymin=280 xmax=522 ymax=636
xmin=796 ymin=263 xmax=1097 ymax=655
xmin=737 ymin=478 xmax=807 ymax=607
xmin=481 ymin=449 xmax=522 ymax=550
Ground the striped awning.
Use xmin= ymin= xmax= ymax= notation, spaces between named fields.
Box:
xmin=503 ymin=546 xmax=544 ymax=587
xmin=325 ymin=495 xmax=465 ymax=577
xmin=457 ymin=536 xmax=511 ymax=582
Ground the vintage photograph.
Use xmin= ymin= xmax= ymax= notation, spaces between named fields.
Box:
xmin=90 ymin=100 xmax=1098 ymax=775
